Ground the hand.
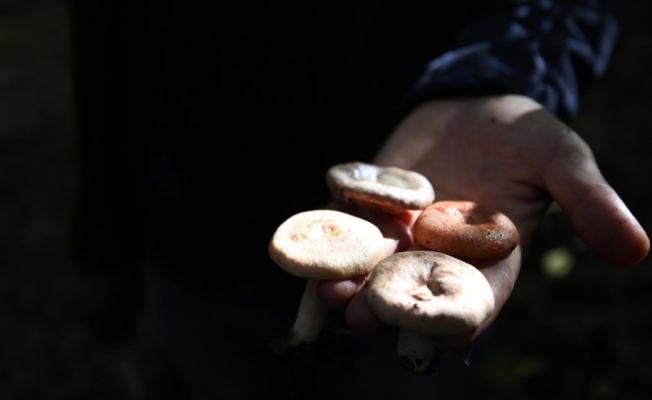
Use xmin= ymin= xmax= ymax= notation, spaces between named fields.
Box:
xmin=318 ymin=94 xmax=650 ymax=350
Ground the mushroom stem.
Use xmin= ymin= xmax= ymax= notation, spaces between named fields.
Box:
xmin=286 ymin=278 xmax=329 ymax=348
xmin=269 ymin=209 xmax=386 ymax=355
xmin=367 ymin=252 xmax=494 ymax=373
xmin=397 ymin=327 xmax=445 ymax=374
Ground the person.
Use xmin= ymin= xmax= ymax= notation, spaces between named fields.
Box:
xmin=69 ymin=0 xmax=649 ymax=399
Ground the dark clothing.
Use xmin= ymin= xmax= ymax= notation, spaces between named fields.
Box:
xmin=70 ymin=1 xmax=620 ymax=397
xmin=159 ymin=266 xmax=494 ymax=399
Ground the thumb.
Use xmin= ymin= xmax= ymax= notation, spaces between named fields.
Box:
xmin=542 ymin=131 xmax=649 ymax=265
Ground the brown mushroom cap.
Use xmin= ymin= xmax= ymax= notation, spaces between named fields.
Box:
xmin=367 ymin=251 xmax=494 ymax=335
xmin=326 ymin=162 xmax=435 ymax=214
xmin=413 ymin=200 xmax=519 ymax=259
xmin=269 ymin=209 xmax=386 ymax=279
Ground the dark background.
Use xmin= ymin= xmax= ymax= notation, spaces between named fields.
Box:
xmin=0 ymin=0 xmax=650 ymax=399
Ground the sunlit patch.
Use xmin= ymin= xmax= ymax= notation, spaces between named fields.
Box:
xmin=546 ymin=201 xmax=562 ymax=214
xmin=540 ymin=246 xmax=575 ymax=279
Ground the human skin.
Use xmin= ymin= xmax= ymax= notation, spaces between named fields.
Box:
xmin=318 ymin=94 xmax=650 ymax=350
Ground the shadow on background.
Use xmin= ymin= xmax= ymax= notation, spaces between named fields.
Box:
xmin=0 ymin=1 xmax=650 ymax=399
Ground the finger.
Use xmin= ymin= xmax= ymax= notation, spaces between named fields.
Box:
xmin=373 ymin=210 xmax=419 ymax=254
xmin=339 ymin=243 xmax=521 ymax=347
xmin=317 ymin=211 xmax=419 ymax=308
xmin=542 ymin=132 xmax=649 ymax=265
xmin=327 ymin=203 xmax=419 ymax=254
xmin=343 ymin=285 xmax=385 ymax=333
xmin=436 ymin=248 xmax=522 ymax=350
xmin=375 ymin=242 xmax=519 ymax=351
xmin=318 ymin=276 xmax=366 ymax=309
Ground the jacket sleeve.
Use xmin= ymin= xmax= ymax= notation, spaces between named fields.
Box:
xmin=399 ymin=0 xmax=620 ymax=121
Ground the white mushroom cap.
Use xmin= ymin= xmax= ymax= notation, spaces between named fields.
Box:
xmin=268 ymin=209 xmax=387 ymax=352
xmin=269 ymin=209 xmax=386 ymax=279
xmin=366 ymin=251 xmax=494 ymax=373
xmin=367 ymin=251 xmax=494 ymax=335
xmin=326 ymin=162 xmax=435 ymax=214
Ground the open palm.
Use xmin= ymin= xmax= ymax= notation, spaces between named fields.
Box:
xmin=320 ymin=95 xmax=649 ymax=349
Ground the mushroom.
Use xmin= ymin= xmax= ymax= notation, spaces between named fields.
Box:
xmin=413 ymin=200 xmax=519 ymax=259
xmin=269 ymin=209 xmax=386 ymax=354
xmin=326 ymin=162 xmax=435 ymax=215
xmin=366 ymin=251 xmax=495 ymax=373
